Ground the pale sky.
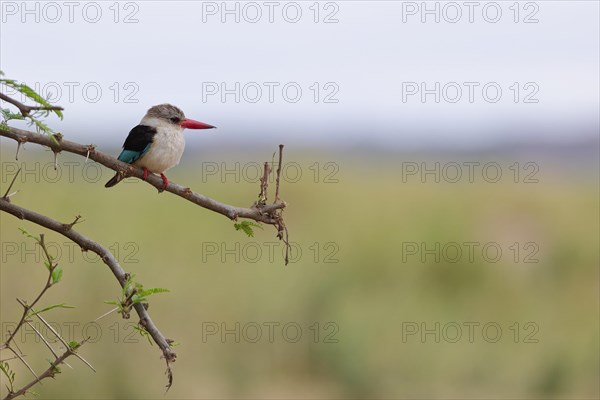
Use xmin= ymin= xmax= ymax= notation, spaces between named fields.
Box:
xmin=1 ymin=1 xmax=598 ymax=149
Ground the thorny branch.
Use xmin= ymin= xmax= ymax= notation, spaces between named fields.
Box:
xmin=0 ymin=198 xmax=177 ymax=365
xmin=3 ymin=339 xmax=90 ymax=400
xmin=0 ymin=229 xmax=94 ymax=400
xmin=0 ymin=126 xmax=287 ymax=226
xmin=0 ymin=93 xmax=64 ymax=118
xmin=0 ymin=96 xmax=290 ymax=393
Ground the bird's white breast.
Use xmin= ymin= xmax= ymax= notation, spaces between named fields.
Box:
xmin=134 ymin=118 xmax=185 ymax=173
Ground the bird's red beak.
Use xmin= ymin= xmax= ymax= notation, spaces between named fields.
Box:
xmin=180 ymin=119 xmax=216 ymax=129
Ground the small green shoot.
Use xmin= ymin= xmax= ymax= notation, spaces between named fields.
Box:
xmin=0 ymin=361 xmax=16 ymax=392
xmin=234 ymin=221 xmax=263 ymax=237
xmin=104 ymin=274 xmax=169 ymax=319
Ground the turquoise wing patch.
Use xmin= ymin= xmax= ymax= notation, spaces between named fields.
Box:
xmin=117 ymin=144 xmax=151 ymax=164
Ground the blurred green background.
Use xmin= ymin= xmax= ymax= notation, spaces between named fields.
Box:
xmin=0 ymin=145 xmax=598 ymax=399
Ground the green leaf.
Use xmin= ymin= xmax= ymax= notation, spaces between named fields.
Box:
xmin=29 ymin=303 xmax=75 ymax=317
xmin=122 ymin=274 xmax=136 ymax=296
xmin=0 ymin=361 xmax=16 ymax=389
xmin=132 ymin=287 xmax=170 ymax=304
xmin=51 ymin=267 xmax=63 ymax=284
xmin=68 ymin=341 xmax=80 ymax=350
xmin=47 ymin=359 xmax=61 ymax=374
xmin=7 ymin=82 xmax=55 ymax=112
xmin=136 ymin=287 xmax=170 ymax=297
xmin=234 ymin=221 xmax=263 ymax=237
xmin=19 ymin=228 xmax=39 ymax=241
xmin=28 ymin=116 xmax=54 ymax=135
xmin=0 ymin=107 xmax=24 ymax=122
xmin=0 ymin=74 xmax=64 ymax=139
xmin=134 ymin=325 xmax=153 ymax=346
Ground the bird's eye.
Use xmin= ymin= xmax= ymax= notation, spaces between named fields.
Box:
xmin=170 ymin=117 xmax=180 ymax=123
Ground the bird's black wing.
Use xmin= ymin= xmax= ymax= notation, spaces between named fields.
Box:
xmin=116 ymin=125 xmax=157 ymax=163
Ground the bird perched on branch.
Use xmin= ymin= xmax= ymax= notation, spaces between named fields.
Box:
xmin=105 ymin=104 xmax=215 ymax=189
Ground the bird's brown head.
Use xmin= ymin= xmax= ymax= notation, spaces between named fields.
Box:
xmin=146 ymin=104 xmax=215 ymax=130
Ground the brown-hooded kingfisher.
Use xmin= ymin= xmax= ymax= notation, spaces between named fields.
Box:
xmin=105 ymin=104 xmax=215 ymax=189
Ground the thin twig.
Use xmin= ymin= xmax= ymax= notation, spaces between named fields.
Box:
xmin=4 ymin=247 xmax=53 ymax=348
xmin=0 ymin=93 xmax=64 ymax=118
xmin=94 ymin=307 xmax=119 ymax=322
xmin=275 ymin=144 xmax=284 ymax=203
xmin=63 ymin=215 xmax=82 ymax=230
xmin=282 ymin=224 xmax=290 ymax=265
xmin=2 ymin=167 xmax=21 ymax=200
xmin=0 ymin=355 xmax=21 ymax=363
xmin=258 ymin=161 xmax=271 ymax=205
xmin=6 ymin=348 xmax=38 ymax=383
xmin=24 ymin=321 xmax=72 ymax=369
xmin=8 ymin=334 xmax=23 ymax=357
xmin=2 ymin=341 xmax=87 ymax=400
xmin=29 ymin=311 xmax=95 ymax=373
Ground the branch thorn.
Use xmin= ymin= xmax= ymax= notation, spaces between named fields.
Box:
xmin=3 ymin=167 xmax=21 ymax=201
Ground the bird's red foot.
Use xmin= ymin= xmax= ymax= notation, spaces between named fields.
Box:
xmin=160 ymin=173 xmax=169 ymax=191
xmin=142 ymin=167 xmax=149 ymax=180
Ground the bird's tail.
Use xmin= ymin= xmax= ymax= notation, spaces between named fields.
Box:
xmin=105 ymin=173 xmax=123 ymax=188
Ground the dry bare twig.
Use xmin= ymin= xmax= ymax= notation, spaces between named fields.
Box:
xmin=0 ymin=126 xmax=286 ymax=225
